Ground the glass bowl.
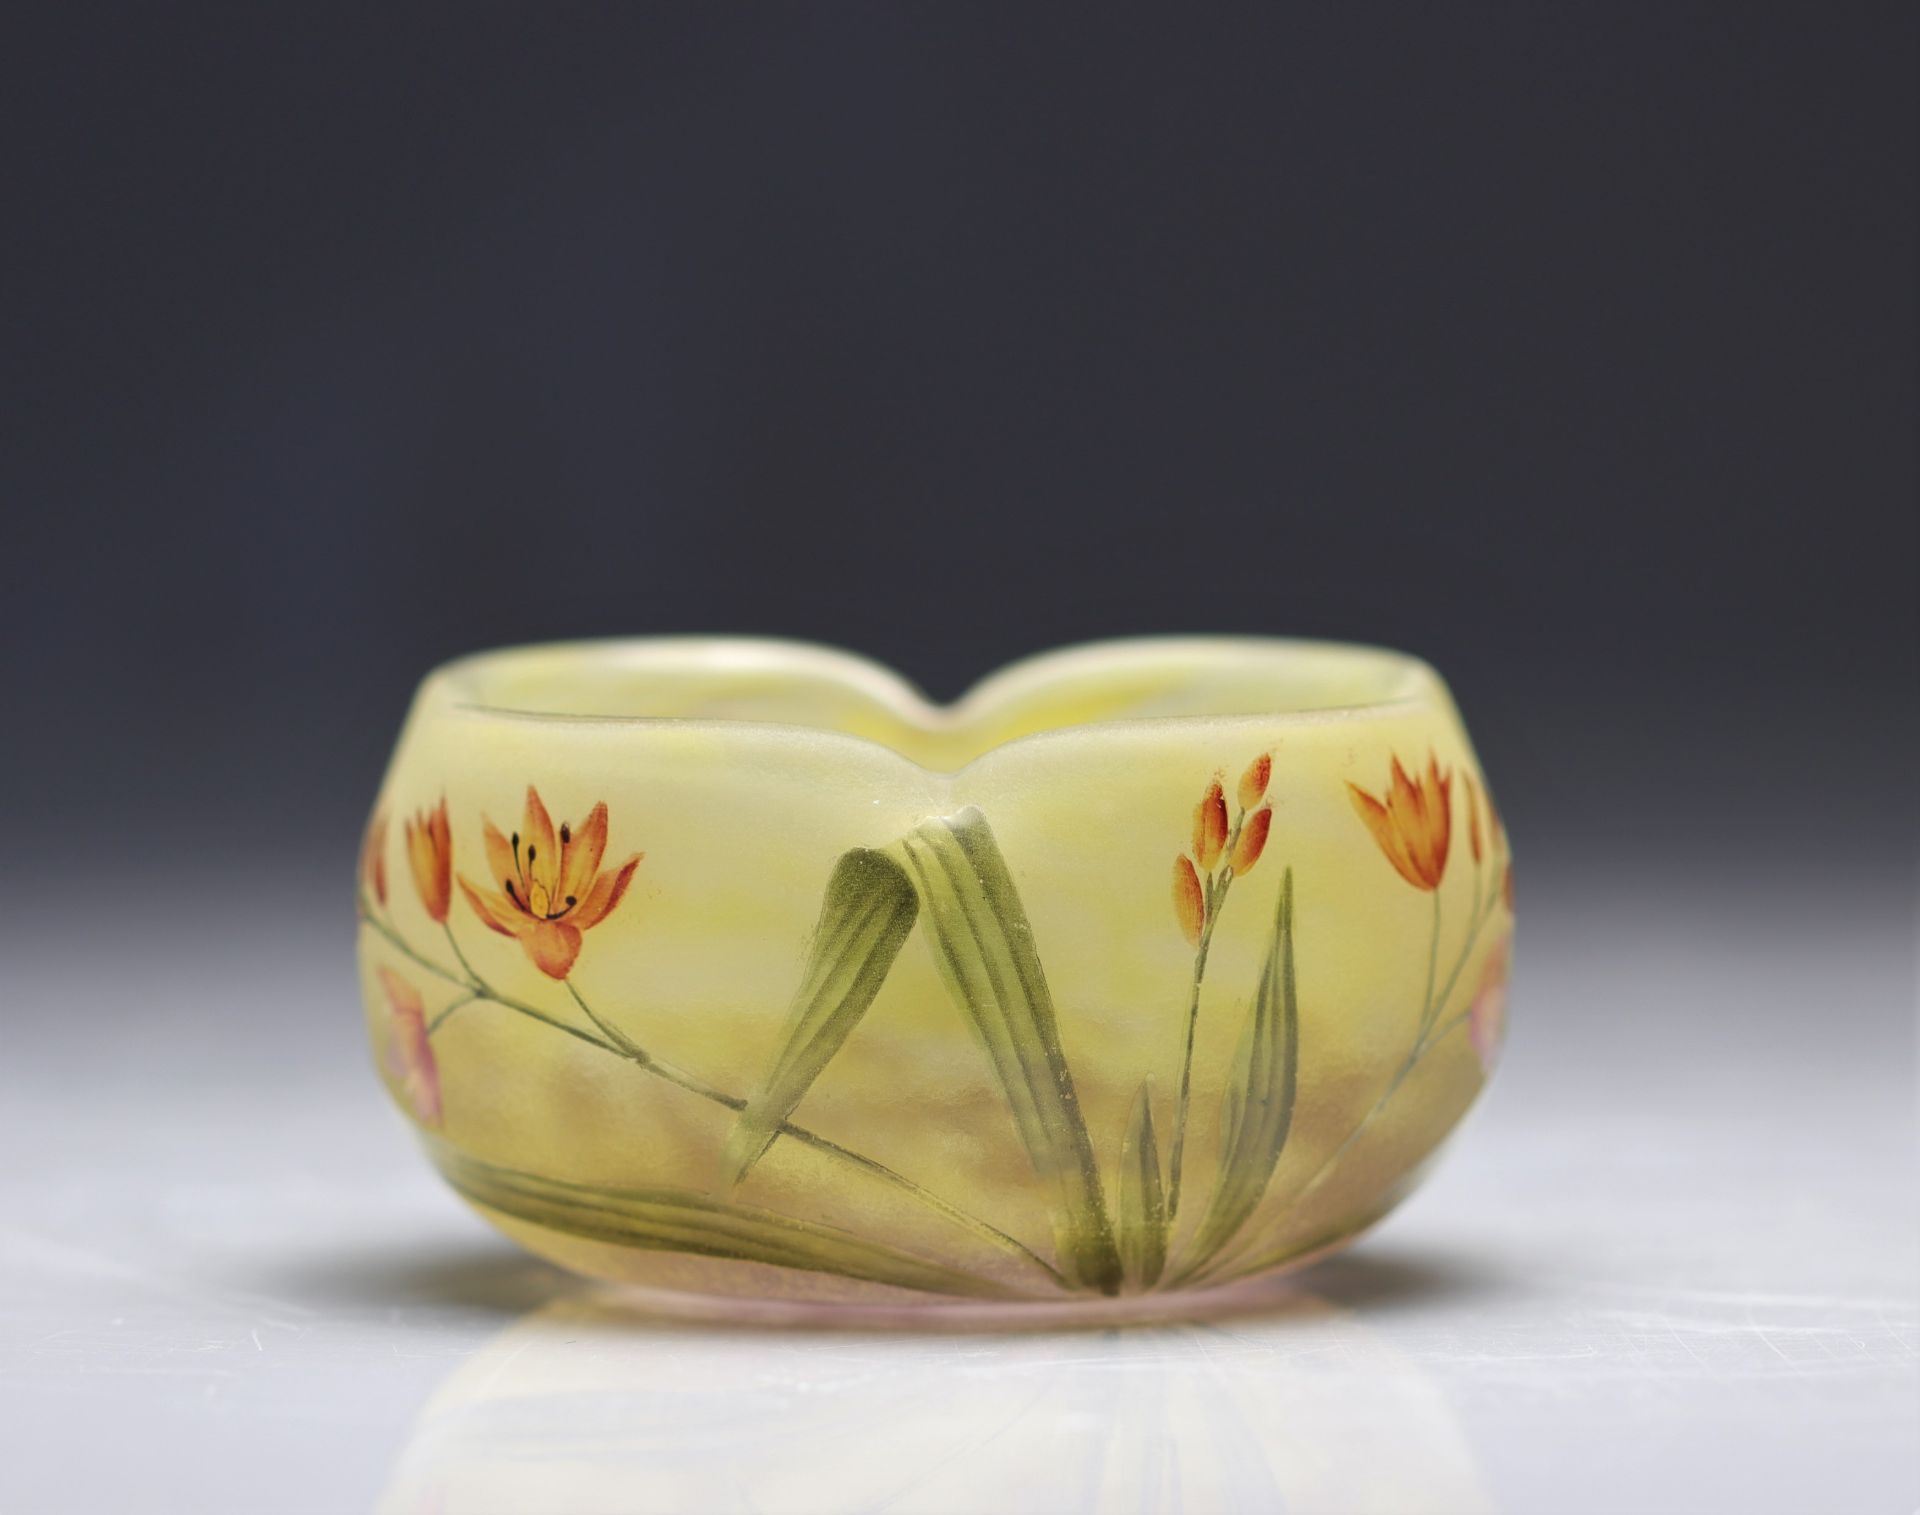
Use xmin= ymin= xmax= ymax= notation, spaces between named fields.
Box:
xmin=356 ymin=637 xmax=1513 ymax=1317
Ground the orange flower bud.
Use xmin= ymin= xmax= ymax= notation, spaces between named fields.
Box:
xmin=1466 ymin=777 xmax=1484 ymax=864
xmin=1172 ymin=855 xmax=1205 ymax=946
xmin=360 ymin=809 xmax=389 ymax=907
xmin=405 ymin=797 xmax=454 ymax=923
xmin=1237 ymin=752 xmax=1271 ymax=811
xmin=1230 ymin=805 xmax=1272 ymax=876
xmin=1192 ymin=780 xmax=1228 ymax=870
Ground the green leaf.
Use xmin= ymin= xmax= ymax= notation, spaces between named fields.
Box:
xmin=433 ymin=1144 xmax=1020 ymax=1300
xmin=1117 ymin=1080 xmax=1167 ymax=1290
xmin=893 ymin=808 xmax=1122 ymax=1295
xmin=723 ymin=847 xmax=919 ymax=1185
xmin=1219 ymin=1086 xmax=1246 ymax=1183
xmin=1186 ymin=865 xmax=1300 ymax=1270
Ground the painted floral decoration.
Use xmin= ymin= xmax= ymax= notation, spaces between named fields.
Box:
xmin=1171 ymin=855 xmax=1206 ymax=947
xmin=404 ymin=798 xmax=453 ymax=923
xmin=457 ymin=786 xmax=642 ymax=979
xmin=356 ymin=741 xmax=1510 ymax=1302
xmin=1346 ymin=754 xmax=1452 ymax=891
xmin=1165 ymin=752 xmax=1274 ymax=1224
xmin=379 ymin=967 xmax=442 ymax=1127
xmin=1170 ymin=755 xmax=1273 ymax=947
xmin=360 ymin=809 xmax=389 ymax=907
xmin=1347 ymin=750 xmax=1513 ymax=1084
xmin=1469 ymin=940 xmax=1511 ymax=1071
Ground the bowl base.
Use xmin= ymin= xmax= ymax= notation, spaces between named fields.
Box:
xmin=569 ymin=1233 xmax=1370 ymax=1333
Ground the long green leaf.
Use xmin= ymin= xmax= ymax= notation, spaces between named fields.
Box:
xmin=1117 ymin=1080 xmax=1167 ymax=1290
xmin=1186 ymin=865 xmax=1300 ymax=1270
xmin=723 ymin=847 xmax=919 ymax=1185
xmin=433 ymin=1145 xmax=1019 ymax=1300
xmin=893 ymin=808 xmax=1122 ymax=1294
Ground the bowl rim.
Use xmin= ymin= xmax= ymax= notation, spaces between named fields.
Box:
xmin=415 ymin=635 xmax=1453 ymax=778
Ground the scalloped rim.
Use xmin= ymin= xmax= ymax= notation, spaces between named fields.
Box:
xmin=419 ymin=634 xmax=1451 ymax=780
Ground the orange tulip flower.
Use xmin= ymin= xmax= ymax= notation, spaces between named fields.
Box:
xmin=379 ymin=968 xmax=442 ymax=1127
xmin=458 ymin=786 xmax=643 ymax=979
xmin=404 ymin=798 xmax=453 ymax=923
xmin=360 ymin=809 xmax=389 ymax=907
xmin=1347 ymin=754 xmax=1453 ymax=891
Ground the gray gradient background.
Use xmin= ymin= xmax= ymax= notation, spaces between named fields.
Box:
xmin=1 ymin=8 xmax=1914 ymax=1512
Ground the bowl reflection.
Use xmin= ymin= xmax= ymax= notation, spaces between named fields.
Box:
xmin=378 ymin=1278 xmax=1489 ymax=1514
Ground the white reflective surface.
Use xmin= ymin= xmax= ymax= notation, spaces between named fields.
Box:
xmin=2 ymin=869 xmax=1914 ymax=1513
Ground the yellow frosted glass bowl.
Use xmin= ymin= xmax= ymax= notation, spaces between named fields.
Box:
xmin=357 ymin=637 xmax=1513 ymax=1315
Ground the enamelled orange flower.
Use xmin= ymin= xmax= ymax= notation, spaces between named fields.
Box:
xmin=1192 ymin=780 xmax=1228 ymax=870
xmin=1172 ymin=855 xmax=1206 ymax=946
xmin=360 ymin=809 xmax=389 ymax=907
xmin=1172 ymin=753 xmax=1274 ymax=945
xmin=404 ymin=798 xmax=453 ymax=923
xmin=1486 ymin=789 xmax=1515 ymax=914
xmin=1231 ymin=804 xmax=1272 ymax=876
xmin=458 ymin=786 xmax=642 ymax=979
xmin=1237 ymin=752 xmax=1271 ymax=811
xmin=1470 ymin=778 xmax=1517 ymax=914
xmin=1232 ymin=751 xmax=1273 ymax=877
xmin=1468 ymin=939 xmax=1511 ymax=1073
xmin=379 ymin=968 xmax=442 ymax=1126
xmin=1347 ymin=753 xmax=1453 ymax=891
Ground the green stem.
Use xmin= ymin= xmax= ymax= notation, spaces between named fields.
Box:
xmin=1426 ymin=871 xmax=1491 ymax=1040
xmin=362 ymin=908 xmax=464 ymax=987
xmin=1416 ymin=889 xmax=1442 ymax=1032
xmin=1165 ymin=804 xmax=1246 ymax=1228
xmin=442 ymin=921 xmax=483 ymax=985
xmin=1414 ymin=1007 xmax=1473 ymax=1059
xmin=566 ymin=977 xmax=644 ymax=1058
xmin=1191 ymin=871 xmax=1497 ymax=1288
xmin=357 ymin=899 xmax=1064 ymax=1289
xmin=426 ymin=992 xmax=478 ymax=1034
xmin=1164 ymin=914 xmax=1212 ymax=1226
